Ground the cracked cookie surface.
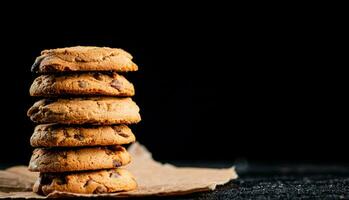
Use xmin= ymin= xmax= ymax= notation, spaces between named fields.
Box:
xmin=27 ymin=97 xmax=141 ymax=125
xmin=33 ymin=168 xmax=137 ymax=195
xmin=31 ymin=46 xmax=138 ymax=73
xmin=30 ymin=72 xmax=135 ymax=97
xmin=30 ymin=124 xmax=136 ymax=147
xmin=29 ymin=146 xmax=131 ymax=172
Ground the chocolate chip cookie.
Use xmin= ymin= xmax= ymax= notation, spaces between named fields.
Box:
xmin=31 ymin=46 xmax=138 ymax=73
xmin=30 ymin=124 xmax=135 ymax=147
xmin=27 ymin=97 xmax=141 ymax=125
xmin=29 ymin=146 xmax=131 ymax=172
xmin=30 ymin=72 xmax=135 ymax=97
xmin=33 ymin=168 xmax=137 ymax=195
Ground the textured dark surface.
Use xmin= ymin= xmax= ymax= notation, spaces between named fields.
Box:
xmin=125 ymin=163 xmax=349 ymax=200
xmin=192 ymin=175 xmax=349 ymax=199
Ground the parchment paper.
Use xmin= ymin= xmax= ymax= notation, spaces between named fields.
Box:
xmin=0 ymin=143 xmax=237 ymax=198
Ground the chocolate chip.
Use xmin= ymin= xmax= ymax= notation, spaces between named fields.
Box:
xmin=112 ymin=126 xmax=121 ymax=132
xmin=78 ymin=80 xmax=88 ymax=88
xmin=112 ymin=126 xmax=122 ymax=133
xmin=109 ymin=171 xmax=120 ymax=178
xmin=115 ymin=146 xmax=124 ymax=152
xmin=74 ymin=134 xmax=84 ymax=141
xmin=118 ymin=132 xmax=129 ymax=138
xmin=105 ymin=147 xmax=115 ymax=155
xmin=110 ymin=79 xmax=123 ymax=90
xmin=93 ymin=186 xmax=107 ymax=194
xmin=74 ymin=57 xmax=85 ymax=62
xmin=63 ymin=129 xmax=69 ymax=137
xmin=113 ymin=160 xmax=122 ymax=167
xmin=84 ymin=180 xmax=93 ymax=187
xmin=93 ymin=73 xmax=104 ymax=81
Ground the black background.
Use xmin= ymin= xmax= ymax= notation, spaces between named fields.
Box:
xmin=0 ymin=5 xmax=346 ymax=166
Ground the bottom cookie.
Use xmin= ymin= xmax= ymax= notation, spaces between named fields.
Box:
xmin=33 ymin=168 xmax=137 ymax=195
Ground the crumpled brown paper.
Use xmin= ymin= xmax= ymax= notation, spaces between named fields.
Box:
xmin=0 ymin=143 xmax=237 ymax=199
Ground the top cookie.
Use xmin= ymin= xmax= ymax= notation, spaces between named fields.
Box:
xmin=31 ymin=46 xmax=138 ymax=73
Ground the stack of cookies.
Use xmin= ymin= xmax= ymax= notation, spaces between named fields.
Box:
xmin=27 ymin=46 xmax=141 ymax=195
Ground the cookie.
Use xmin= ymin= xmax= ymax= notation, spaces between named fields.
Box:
xmin=29 ymin=146 xmax=131 ymax=172
xmin=33 ymin=168 xmax=137 ymax=195
xmin=31 ymin=46 xmax=138 ymax=73
xmin=27 ymin=97 xmax=141 ymax=125
xmin=30 ymin=72 xmax=135 ymax=97
xmin=30 ymin=124 xmax=135 ymax=147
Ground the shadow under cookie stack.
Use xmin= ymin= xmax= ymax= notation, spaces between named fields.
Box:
xmin=27 ymin=46 xmax=141 ymax=195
